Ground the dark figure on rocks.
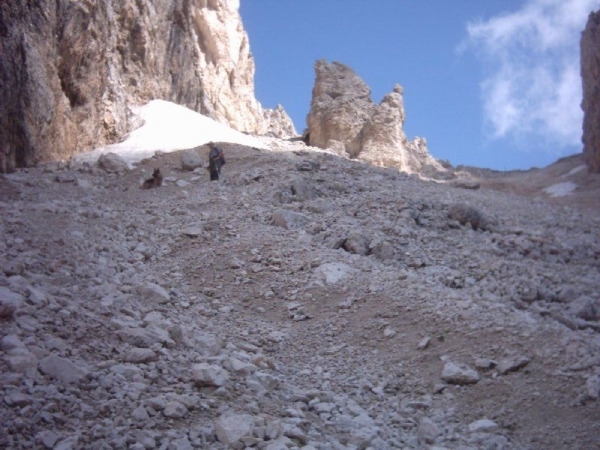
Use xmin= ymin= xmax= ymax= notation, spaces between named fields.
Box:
xmin=141 ymin=168 xmax=163 ymax=189
xmin=207 ymin=142 xmax=225 ymax=181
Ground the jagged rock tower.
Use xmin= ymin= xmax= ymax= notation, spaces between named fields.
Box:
xmin=0 ymin=0 xmax=295 ymax=172
xmin=581 ymin=10 xmax=600 ymax=173
xmin=305 ymin=60 xmax=444 ymax=175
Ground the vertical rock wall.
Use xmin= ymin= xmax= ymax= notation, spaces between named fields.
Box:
xmin=581 ymin=10 xmax=600 ymax=173
xmin=0 ymin=0 xmax=295 ymax=172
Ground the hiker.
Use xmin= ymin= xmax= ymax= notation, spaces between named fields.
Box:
xmin=207 ymin=142 xmax=225 ymax=181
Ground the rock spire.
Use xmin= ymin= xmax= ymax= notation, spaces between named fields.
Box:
xmin=581 ymin=10 xmax=600 ymax=173
xmin=305 ymin=60 xmax=444 ymax=175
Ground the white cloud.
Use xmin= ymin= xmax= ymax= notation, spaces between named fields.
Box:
xmin=464 ymin=0 xmax=598 ymax=151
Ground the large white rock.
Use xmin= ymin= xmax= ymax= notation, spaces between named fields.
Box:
xmin=215 ymin=414 xmax=254 ymax=445
xmin=468 ymin=419 xmax=499 ymax=433
xmin=314 ymin=262 xmax=355 ymax=285
xmin=5 ymin=348 xmax=38 ymax=374
xmin=136 ymin=282 xmax=170 ymax=304
xmin=441 ymin=362 xmax=480 ymax=385
xmin=97 ymin=153 xmax=130 ymax=173
xmin=39 ymin=355 xmax=89 ymax=383
xmin=181 ymin=148 xmax=204 ymax=171
xmin=272 ymin=209 xmax=310 ymax=230
xmin=192 ymin=363 xmax=229 ymax=387
xmin=1 ymin=334 xmax=25 ymax=352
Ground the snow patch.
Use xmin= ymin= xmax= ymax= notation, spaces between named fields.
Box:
xmin=543 ymin=181 xmax=576 ymax=197
xmin=562 ymin=165 xmax=586 ymax=178
xmin=73 ymin=100 xmax=268 ymax=165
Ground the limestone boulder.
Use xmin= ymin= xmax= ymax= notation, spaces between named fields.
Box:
xmin=441 ymin=362 xmax=480 ymax=385
xmin=39 ymin=355 xmax=89 ymax=383
xmin=97 ymin=153 xmax=130 ymax=173
xmin=181 ymin=148 xmax=204 ymax=171
xmin=215 ymin=414 xmax=254 ymax=446
xmin=272 ymin=209 xmax=310 ymax=230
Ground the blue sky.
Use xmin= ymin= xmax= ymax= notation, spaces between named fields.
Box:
xmin=239 ymin=0 xmax=598 ymax=171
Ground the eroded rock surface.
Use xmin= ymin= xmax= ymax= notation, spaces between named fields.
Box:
xmin=306 ymin=60 xmax=447 ymax=176
xmin=0 ymin=0 xmax=295 ymax=172
xmin=581 ymin=10 xmax=600 ymax=173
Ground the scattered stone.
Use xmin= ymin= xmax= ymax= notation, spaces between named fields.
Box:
xmin=342 ymin=232 xmax=370 ymax=256
xmin=468 ymin=419 xmax=499 ymax=433
xmin=569 ymin=295 xmax=599 ymax=321
xmin=2 ymin=334 xmax=25 ymax=352
xmin=498 ymin=356 xmax=531 ymax=375
xmin=5 ymin=348 xmax=38 ymax=374
xmin=4 ymin=391 xmax=33 ymax=407
xmin=291 ymin=179 xmax=317 ymax=201
xmin=296 ymin=161 xmax=320 ymax=172
xmin=117 ymin=327 xmax=172 ymax=348
xmin=474 ymin=358 xmax=496 ymax=370
xmin=181 ymin=148 xmax=204 ymax=171
xmin=124 ymin=348 xmax=158 ymax=363
xmin=192 ymin=363 xmax=229 ymax=387
xmin=586 ymin=375 xmax=600 ymax=399
xmin=110 ymin=363 xmax=143 ymax=381
xmin=163 ymin=401 xmax=188 ymax=419
xmin=313 ymin=262 xmax=355 ymax=284
xmin=53 ymin=434 xmax=80 ymax=450
xmin=0 ymin=104 xmax=598 ymax=450
xmin=36 ymin=430 xmax=60 ymax=449
xmin=39 ymin=355 xmax=89 ymax=383
xmin=418 ymin=417 xmax=440 ymax=445
xmin=452 ymin=180 xmax=480 ymax=190
xmin=215 ymin=414 xmax=254 ymax=445
xmin=132 ymin=405 xmax=150 ymax=421
xmin=448 ymin=203 xmax=489 ymax=230
xmin=272 ymin=209 xmax=310 ymax=230
xmin=441 ymin=362 xmax=480 ymax=385
xmin=383 ymin=327 xmax=396 ymax=338
xmin=98 ymin=153 xmax=129 ymax=173
xmin=136 ymin=282 xmax=171 ymax=304
xmin=417 ymin=336 xmax=431 ymax=350
xmin=0 ymin=286 xmax=24 ymax=319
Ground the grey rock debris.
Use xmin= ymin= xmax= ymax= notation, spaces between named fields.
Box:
xmin=0 ymin=139 xmax=598 ymax=449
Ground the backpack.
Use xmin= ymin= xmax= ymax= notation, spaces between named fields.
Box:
xmin=209 ymin=146 xmax=225 ymax=166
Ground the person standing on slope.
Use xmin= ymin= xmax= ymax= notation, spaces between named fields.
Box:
xmin=207 ymin=142 xmax=226 ymax=181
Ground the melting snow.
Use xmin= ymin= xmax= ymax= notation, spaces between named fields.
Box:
xmin=73 ymin=100 xmax=267 ymax=166
xmin=562 ymin=165 xmax=587 ymax=177
xmin=543 ymin=181 xmax=576 ymax=197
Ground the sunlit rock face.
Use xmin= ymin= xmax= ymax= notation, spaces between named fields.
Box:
xmin=581 ymin=10 xmax=600 ymax=173
xmin=0 ymin=0 xmax=295 ymax=172
xmin=306 ymin=60 xmax=445 ymax=175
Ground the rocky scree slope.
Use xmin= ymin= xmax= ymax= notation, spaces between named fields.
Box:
xmin=1 ymin=141 xmax=600 ymax=449
xmin=0 ymin=0 xmax=295 ymax=173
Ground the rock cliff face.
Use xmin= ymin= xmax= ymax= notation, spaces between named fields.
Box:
xmin=0 ymin=0 xmax=295 ymax=172
xmin=581 ymin=10 xmax=600 ymax=173
xmin=306 ymin=60 xmax=444 ymax=175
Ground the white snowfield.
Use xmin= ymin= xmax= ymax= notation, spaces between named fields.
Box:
xmin=543 ymin=181 xmax=576 ymax=197
xmin=73 ymin=100 xmax=267 ymax=166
